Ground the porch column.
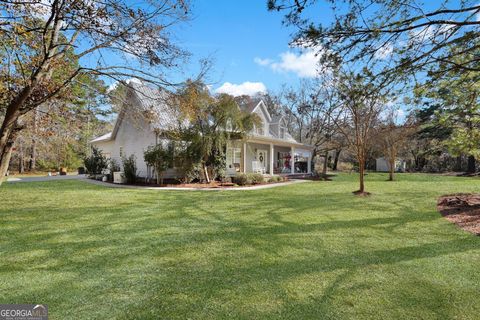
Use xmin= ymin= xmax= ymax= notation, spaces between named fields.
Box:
xmin=307 ymin=153 xmax=312 ymax=174
xmin=269 ymin=143 xmax=274 ymax=175
xmin=291 ymin=146 xmax=295 ymax=174
xmin=243 ymin=142 xmax=247 ymax=173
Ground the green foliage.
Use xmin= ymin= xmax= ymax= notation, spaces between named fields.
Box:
xmin=212 ymin=150 xmax=227 ymax=181
xmin=234 ymin=173 xmax=251 ymax=186
xmin=36 ymin=159 xmax=58 ymax=171
xmin=84 ymin=147 xmax=108 ymax=175
xmin=122 ymin=155 xmax=137 ymax=184
xmin=144 ymin=144 xmax=171 ymax=184
xmin=415 ymin=45 xmax=480 ymax=163
xmin=173 ymin=146 xmax=202 ymax=183
xmin=109 ymin=158 xmax=121 ymax=172
xmin=249 ymin=173 xmax=264 ymax=184
xmin=234 ymin=173 xmax=265 ymax=185
xmin=268 ymin=175 xmax=283 ymax=183
xmin=174 ymin=81 xmax=259 ymax=182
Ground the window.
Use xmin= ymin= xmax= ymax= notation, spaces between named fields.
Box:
xmin=280 ymin=127 xmax=285 ymax=139
xmin=119 ymin=146 xmax=124 ymax=157
xmin=227 ymin=147 xmax=241 ymax=172
xmin=255 ymin=120 xmax=264 ymax=135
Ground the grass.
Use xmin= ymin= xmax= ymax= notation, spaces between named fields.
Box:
xmin=1 ymin=173 xmax=480 ymax=319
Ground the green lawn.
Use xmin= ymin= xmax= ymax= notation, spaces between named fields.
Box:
xmin=1 ymin=173 xmax=480 ymax=319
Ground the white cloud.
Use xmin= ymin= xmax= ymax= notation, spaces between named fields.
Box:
xmin=215 ymin=82 xmax=267 ymax=96
xmin=254 ymin=49 xmax=319 ymax=78
xmin=107 ymin=82 xmax=118 ymax=92
xmin=374 ymin=43 xmax=393 ymax=60
xmin=107 ymin=78 xmax=142 ymax=92
xmin=253 ymin=57 xmax=273 ymax=66
xmin=395 ymin=108 xmax=406 ymax=119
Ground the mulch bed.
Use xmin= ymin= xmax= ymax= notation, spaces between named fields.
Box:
xmin=437 ymin=193 xmax=480 ymax=235
xmin=102 ymin=179 xmax=289 ymax=189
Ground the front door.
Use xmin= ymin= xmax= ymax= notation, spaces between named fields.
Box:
xmin=257 ymin=149 xmax=267 ymax=171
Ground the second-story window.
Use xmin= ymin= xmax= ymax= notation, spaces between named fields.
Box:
xmin=255 ymin=120 xmax=264 ymax=135
xmin=280 ymin=127 xmax=285 ymax=139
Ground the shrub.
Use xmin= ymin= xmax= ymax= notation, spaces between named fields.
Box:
xmin=249 ymin=173 xmax=264 ymax=184
xmin=109 ymin=158 xmax=121 ymax=172
xmin=84 ymin=147 xmax=108 ymax=175
xmin=235 ymin=173 xmax=252 ymax=186
xmin=268 ymin=175 xmax=282 ymax=183
xmin=122 ymin=154 xmax=137 ymax=184
xmin=184 ymin=163 xmax=202 ymax=183
xmin=144 ymin=144 xmax=171 ymax=185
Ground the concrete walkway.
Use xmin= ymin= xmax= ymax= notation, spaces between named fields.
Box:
xmin=6 ymin=174 xmax=88 ymax=183
xmin=82 ymin=178 xmax=308 ymax=191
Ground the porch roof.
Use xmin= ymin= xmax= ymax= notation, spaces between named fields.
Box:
xmin=246 ymin=135 xmax=314 ymax=150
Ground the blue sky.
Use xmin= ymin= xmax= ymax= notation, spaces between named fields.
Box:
xmin=171 ymin=0 xmax=320 ymax=95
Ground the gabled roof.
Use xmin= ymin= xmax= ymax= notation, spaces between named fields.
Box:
xmin=109 ymin=82 xmax=186 ymax=140
xmin=126 ymin=81 xmax=184 ymax=131
xmin=90 ymin=132 xmax=112 ymax=143
xmin=90 ymin=83 xmax=308 ymax=147
xmin=270 ymin=114 xmax=283 ymax=123
xmin=235 ymin=97 xmax=262 ymax=113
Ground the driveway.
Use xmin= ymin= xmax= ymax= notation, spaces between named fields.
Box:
xmin=6 ymin=174 xmax=87 ymax=183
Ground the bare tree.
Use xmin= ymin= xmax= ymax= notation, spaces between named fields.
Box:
xmin=377 ymin=112 xmax=414 ymax=181
xmin=0 ymin=0 xmax=194 ymax=184
xmin=334 ymin=71 xmax=386 ymax=195
xmin=280 ymin=76 xmax=343 ymax=177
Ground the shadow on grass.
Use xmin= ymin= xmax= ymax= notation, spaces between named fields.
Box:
xmin=1 ymin=179 xmax=480 ymax=319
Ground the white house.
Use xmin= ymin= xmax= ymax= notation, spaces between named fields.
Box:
xmin=91 ymin=82 xmax=313 ymax=179
xmin=376 ymin=157 xmax=406 ymax=172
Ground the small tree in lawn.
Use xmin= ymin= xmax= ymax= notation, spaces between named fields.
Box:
xmin=378 ymin=114 xmax=413 ymax=181
xmin=335 ymin=71 xmax=386 ymax=195
xmin=144 ymin=144 xmax=171 ymax=185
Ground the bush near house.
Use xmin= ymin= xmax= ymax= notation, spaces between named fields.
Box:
xmin=84 ymin=147 xmax=108 ymax=175
xmin=268 ymin=175 xmax=283 ymax=183
xmin=234 ymin=173 xmax=267 ymax=185
xmin=234 ymin=173 xmax=251 ymax=186
xmin=122 ymin=155 xmax=137 ymax=184
xmin=144 ymin=144 xmax=171 ymax=185
xmin=249 ymin=173 xmax=264 ymax=184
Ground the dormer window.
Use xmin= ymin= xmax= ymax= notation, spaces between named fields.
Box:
xmin=280 ymin=127 xmax=285 ymax=139
xmin=255 ymin=120 xmax=264 ymax=135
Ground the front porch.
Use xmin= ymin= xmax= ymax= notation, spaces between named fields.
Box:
xmin=226 ymin=140 xmax=313 ymax=177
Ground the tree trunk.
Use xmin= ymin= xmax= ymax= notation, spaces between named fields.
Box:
xmin=467 ymin=155 xmax=476 ymax=173
xmin=388 ymin=158 xmax=395 ymax=181
xmin=29 ymin=109 xmax=38 ymax=171
xmin=203 ymin=163 xmax=210 ymax=183
xmin=0 ymin=123 xmax=22 ymax=185
xmin=358 ymin=158 xmax=365 ymax=193
xmin=333 ymin=149 xmax=341 ymax=171
xmin=0 ymin=86 xmax=33 ymax=185
xmin=322 ymin=150 xmax=328 ymax=176
xmin=455 ymin=155 xmax=462 ymax=172
xmin=19 ymin=142 xmax=25 ymax=174
xmin=0 ymin=123 xmax=21 ymax=185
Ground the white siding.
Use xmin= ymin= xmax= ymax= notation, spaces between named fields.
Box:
xmin=376 ymin=157 xmax=406 ymax=172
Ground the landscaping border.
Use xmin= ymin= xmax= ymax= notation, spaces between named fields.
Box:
xmin=82 ymin=178 xmax=309 ymax=191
